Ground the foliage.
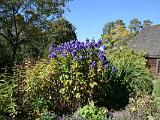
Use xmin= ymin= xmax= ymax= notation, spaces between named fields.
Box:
xmin=0 ymin=0 xmax=72 ymax=66
xmin=115 ymin=19 xmax=125 ymax=27
xmin=0 ymin=68 xmax=18 ymax=119
xmin=102 ymin=21 xmax=115 ymax=35
xmin=143 ymin=19 xmax=153 ymax=27
xmin=48 ymin=18 xmax=77 ymax=46
xmin=102 ymin=25 xmax=132 ymax=50
xmin=102 ymin=49 xmax=153 ymax=109
xmin=153 ymin=77 xmax=160 ymax=98
xmin=20 ymin=60 xmax=61 ymax=118
xmin=102 ymin=18 xmax=153 ymax=42
xmin=128 ymin=18 xmax=153 ymax=36
xmin=128 ymin=18 xmax=142 ymax=35
xmin=62 ymin=112 xmax=86 ymax=120
xmin=76 ymin=101 xmax=107 ymax=120
xmin=37 ymin=111 xmax=59 ymax=120
xmin=22 ymin=39 xmax=115 ymax=117
xmin=112 ymin=95 xmax=160 ymax=120
xmin=0 ymin=42 xmax=157 ymax=120
xmin=0 ymin=41 xmax=12 ymax=68
xmin=48 ymin=40 xmax=116 ymax=108
xmin=102 ymin=19 xmax=125 ymax=35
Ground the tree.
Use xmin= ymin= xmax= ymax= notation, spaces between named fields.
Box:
xmin=102 ymin=19 xmax=126 ymax=35
xmin=48 ymin=18 xmax=77 ymax=46
xmin=0 ymin=38 xmax=11 ymax=68
xmin=128 ymin=18 xmax=142 ymax=35
xmin=115 ymin=19 xmax=125 ymax=27
xmin=102 ymin=21 xmax=115 ymax=35
xmin=102 ymin=25 xmax=131 ymax=49
xmin=143 ymin=19 xmax=153 ymax=27
xmin=0 ymin=0 xmax=72 ymax=65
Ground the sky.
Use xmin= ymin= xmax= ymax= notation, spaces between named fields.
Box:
xmin=64 ymin=0 xmax=160 ymax=41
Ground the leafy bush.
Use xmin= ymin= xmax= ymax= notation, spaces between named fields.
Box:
xmin=0 ymin=68 xmax=17 ymax=119
xmin=102 ymin=49 xmax=153 ymax=109
xmin=23 ymin=40 xmax=115 ymax=117
xmin=112 ymin=95 xmax=160 ymax=120
xmin=62 ymin=112 xmax=86 ymax=120
xmin=38 ymin=110 xmax=59 ymax=120
xmin=76 ymin=101 xmax=107 ymax=120
xmin=153 ymin=77 xmax=160 ymax=97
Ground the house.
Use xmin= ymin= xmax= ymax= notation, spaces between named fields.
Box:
xmin=129 ymin=25 xmax=160 ymax=78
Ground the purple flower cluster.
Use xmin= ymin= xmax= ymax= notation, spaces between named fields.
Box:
xmin=48 ymin=39 xmax=112 ymax=70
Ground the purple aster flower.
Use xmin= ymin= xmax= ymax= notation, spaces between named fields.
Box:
xmin=49 ymin=43 xmax=55 ymax=53
xmin=81 ymin=42 xmax=84 ymax=47
xmin=90 ymin=51 xmax=93 ymax=56
xmin=95 ymin=43 xmax=99 ymax=48
xmin=98 ymin=50 xmax=106 ymax=62
xmin=69 ymin=40 xmax=75 ymax=45
xmin=50 ymin=52 xmax=57 ymax=58
xmin=79 ymin=55 xmax=86 ymax=61
xmin=104 ymin=64 xmax=109 ymax=68
xmin=50 ymin=43 xmax=54 ymax=49
xmin=86 ymin=38 xmax=89 ymax=44
xmin=55 ymin=48 xmax=61 ymax=54
xmin=90 ymin=61 xmax=97 ymax=69
xmin=66 ymin=47 xmax=71 ymax=53
xmin=91 ymin=39 xmax=95 ymax=46
xmin=79 ymin=42 xmax=84 ymax=50
xmin=74 ymin=44 xmax=79 ymax=50
xmin=98 ymin=50 xmax=103 ymax=54
xmin=60 ymin=53 xmax=67 ymax=57
xmin=97 ymin=39 xmax=102 ymax=45
xmin=58 ymin=44 xmax=63 ymax=49
xmin=103 ymin=46 xmax=107 ymax=50
xmin=79 ymin=56 xmax=83 ymax=60
xmin=86 ymin=43 xmax=92 ymax=50
xmin=100 ymin=55 xmax=106 ymax=62
xmin=72 ymin=49 xmax=77 ymax=57
xmin=111 ymin=66 xmax=117 ymax=73
xmin=48 ymin=54 xmax=51 ymax=59
xmin=95 ymin=40 xmax=102 ymax=48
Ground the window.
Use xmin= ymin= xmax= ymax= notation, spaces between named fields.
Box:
xmin=157 ymin=59 xmax=160 ymax=74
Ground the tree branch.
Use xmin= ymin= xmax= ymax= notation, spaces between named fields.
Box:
xmin=12 ymin=5 xmax=18 ymax=41
xmin=0 ymin=32 xmax=14 ymax=46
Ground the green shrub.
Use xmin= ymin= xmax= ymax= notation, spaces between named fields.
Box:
xmin=0 ymin=68 xmax=17 ymax=119
xmin=22 ymin=40 xmax=115 ymax=117
xmin=102 ymin=49 xmax=153 ymax=109
xmin=153 ymin=77 xmax=160 ymax=97
xmin=76 ymin=101 xmax=107 ymax=120
xmin=63 ymin=112 xmax=86 ymax=120
xmin=47 ymin=40 xmax=115 ymax=110
xmin=112 ymin=95 xmax=160 ymax=120
xmin=22 ymin=60 xmax=64 ymax=117
xmin=23 ymin=58 xmax=112 ymax=117
xmin=38 ymin=110 xmax=59 ymax=120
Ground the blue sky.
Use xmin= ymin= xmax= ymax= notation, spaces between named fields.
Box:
xmin=64 ymin=0 xmax=160 ymax=41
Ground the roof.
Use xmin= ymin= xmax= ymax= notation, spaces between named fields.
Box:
xmin=129 ymin=25 xmax=160 ymax=58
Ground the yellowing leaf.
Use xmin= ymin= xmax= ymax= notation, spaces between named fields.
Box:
xmin=93 ymin=82 xmax=98 ymax=86
xmin=89 ymin=83 xmax=94 ymax=88
xmin=76 ymin=93 xmax=80 ymax=99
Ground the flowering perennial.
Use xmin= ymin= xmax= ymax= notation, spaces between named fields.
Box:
xmin=48 ymin=39 xmax=113 ymax=70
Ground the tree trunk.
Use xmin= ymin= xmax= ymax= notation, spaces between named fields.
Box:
xmin=11 ymin=44 xmax=17 ymax=65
